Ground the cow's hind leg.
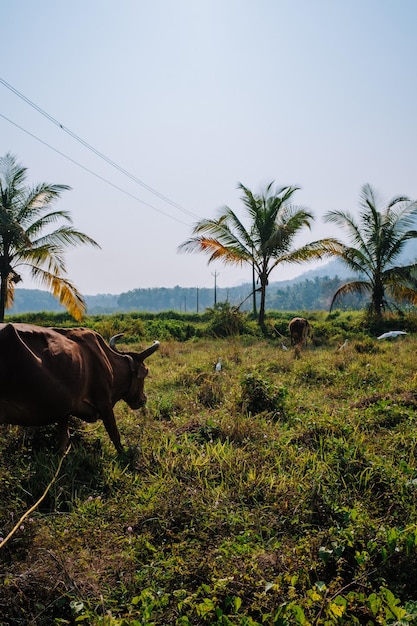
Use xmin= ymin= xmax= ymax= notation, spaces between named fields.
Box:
xmin=56 ymin=418 xmax=70 ymax=452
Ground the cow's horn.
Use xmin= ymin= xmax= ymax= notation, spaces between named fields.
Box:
xmin=109 ymin=333 xmax=125 ymax=352
xmin=138 ymin=340 xmax=160 ymax=361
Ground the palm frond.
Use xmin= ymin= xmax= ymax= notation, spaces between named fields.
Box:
xmin=269 ymin=238 xmax=343 ymax=268
xmin=385 ymin=283 xmax=417 ymax=306
xmin=0 ymin=153 xmax=28 ymax=191
xmin=5 ymin=276 xmax=15 ymax=309
xmin=22 ymin=209 xmax=72 ymax=235
xmin=179 ymin=236 xmax=249 ymax=265
xmin=325 ymin=208 xmax=370 ymax=254
xmin=334 ymin=245 xmax=374 ymax=279
xmin=39 ymin=226 xmax=100 ymax=249
xmin=383 ymin=263 xmax=417 ymax=287
xmin=221 ymin=207 xmax=253 ymax=249
xmin=0 ymin=152 xmax=100 ymax=321
xmin=329 ymin=281 xmax=372 ymax=311
xmin=29 ymin=267 xmax=86 ymax=321
xmin=179 ymin=211 xmax=252 ymax=258
xmin=22 ymin=247 xmax=67 ymax=275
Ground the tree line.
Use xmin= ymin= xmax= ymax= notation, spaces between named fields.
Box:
xmin=10 ymin=274 xmax=368 ymax=315
xmin=117 ymin=276 xmax=368 ymax=313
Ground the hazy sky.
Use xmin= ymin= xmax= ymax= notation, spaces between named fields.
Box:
xmin=2 ymin=1 xmax=417 ymax=295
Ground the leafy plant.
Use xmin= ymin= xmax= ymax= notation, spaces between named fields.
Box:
xmin=204 ymin=302 xmax=255 ymax=337
xmin=240 ymin=372 xmax=287 ymax=417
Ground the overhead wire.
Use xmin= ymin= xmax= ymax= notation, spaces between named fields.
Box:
xmin=0 ymin=110 xmax=227 ymax=290
xmin=0 ymin=76 xmax=202 ymax=222
xmin=1 ymin=110 xmax=248 ymax=285
xmin=0 ymin=112 xmax=190 ymax=225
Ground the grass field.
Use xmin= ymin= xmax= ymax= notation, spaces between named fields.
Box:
xmin=1 ymin=311 xmax=417 ymax=624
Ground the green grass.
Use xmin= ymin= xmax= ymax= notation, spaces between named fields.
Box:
xmin=2 ymin=313 xmax=417 ymax=624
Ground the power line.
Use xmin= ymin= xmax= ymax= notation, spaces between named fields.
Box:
xmin=0 ymin=76 xmax=201 ymax=221
xmin=0 ymin=112 xmax=190 ymax=225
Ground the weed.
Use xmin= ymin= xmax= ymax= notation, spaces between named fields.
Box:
xmin=240 ymin=372 xmax=287 ymax=418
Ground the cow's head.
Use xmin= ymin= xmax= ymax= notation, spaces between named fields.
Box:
xmin=109 ymin=334 xmax=160 ymax=408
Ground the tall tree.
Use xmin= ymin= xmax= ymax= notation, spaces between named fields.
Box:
xmin=0 ymin=152 xmax=100 ymax=321
xmin=324 ymin=183 xmax=417 ymax=316
xmin=179 ymin=182 xmax=341 ymax=326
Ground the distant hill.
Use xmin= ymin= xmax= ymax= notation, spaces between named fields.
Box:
xmin=6 ymin=259 xmax=358 ymax=316
xmin=290 ymin=258 xmax=353 ymax=281
xmin=8 ymin=290 xmax=120 ymax=315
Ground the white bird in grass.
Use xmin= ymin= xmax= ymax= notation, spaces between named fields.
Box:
xmin=215 ymin=357 xmax=222 ymax=372
xmin=377 ymin=331 xmax=408 ymax=340
xmin=337 ymin=339 xmax=348 ymax=351
xmin=281 ymin=343 xmax=289 ymax=351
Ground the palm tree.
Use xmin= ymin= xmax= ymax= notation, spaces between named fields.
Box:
xmin=179 ymin=182 xmax=341 ymax=327
xmin=324 ymin=183 xmax=417 ymax=316
xmin=0 ymin=152 xmax=100 ymax=322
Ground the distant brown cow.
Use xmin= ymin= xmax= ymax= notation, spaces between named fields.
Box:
xmin=288 ymin=317 xmax=312 ymax=347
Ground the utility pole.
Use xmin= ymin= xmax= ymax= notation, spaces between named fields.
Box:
xmin=212 ymin=271 xmax=219 ymax=306
xmin=196 ymin=287 xmax=199 ymax=313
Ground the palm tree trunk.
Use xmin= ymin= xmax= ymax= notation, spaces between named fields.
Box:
xmin=258 ymin=279 xmax=267 ymax=328
xmin=0 ymin=269 xmax=6 ymax=322
xmin=252 ymin=259 xmax=257 ymax=318
xmin=372 ymin=278 xmax=385 ymax=317
xmin=0 ymin=244 xmax=10 ymax=322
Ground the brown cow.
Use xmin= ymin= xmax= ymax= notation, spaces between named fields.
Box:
xmin=0 ymin=323 xmax=159 ymax=452
xmin=288 ymin=317 xmax=312 ymax=347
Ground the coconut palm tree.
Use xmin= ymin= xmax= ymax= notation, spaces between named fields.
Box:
xmin=324 ymin=183 xmax=417 ymax=316
xmin=0 ymin=152 xmax=100 ymax=322
xmin=179 ymin=181 xmax=341 ymax=327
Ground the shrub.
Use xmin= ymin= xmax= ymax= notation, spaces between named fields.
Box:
xmin=203 ymin=302 xmax=256 ymax=337
xmin=239 ymin=372 xmax=287 ymax=418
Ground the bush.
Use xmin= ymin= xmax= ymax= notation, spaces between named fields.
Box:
xmin=239 ymin=372 xmax=287 ymax=418
xmin=203 ymin=302 xmax=257 ymax=337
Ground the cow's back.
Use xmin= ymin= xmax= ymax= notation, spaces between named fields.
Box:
xmin=51 ymin=326 xmax=113 ymax=381
xmin=0 ymin=322 xmax=78 ymax=368
xmin=0 ymin=324 xmax=85 ymax=418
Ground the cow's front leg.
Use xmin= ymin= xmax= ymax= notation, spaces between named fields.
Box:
xmin=101 ymin=409 xmax=124 ymax=453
